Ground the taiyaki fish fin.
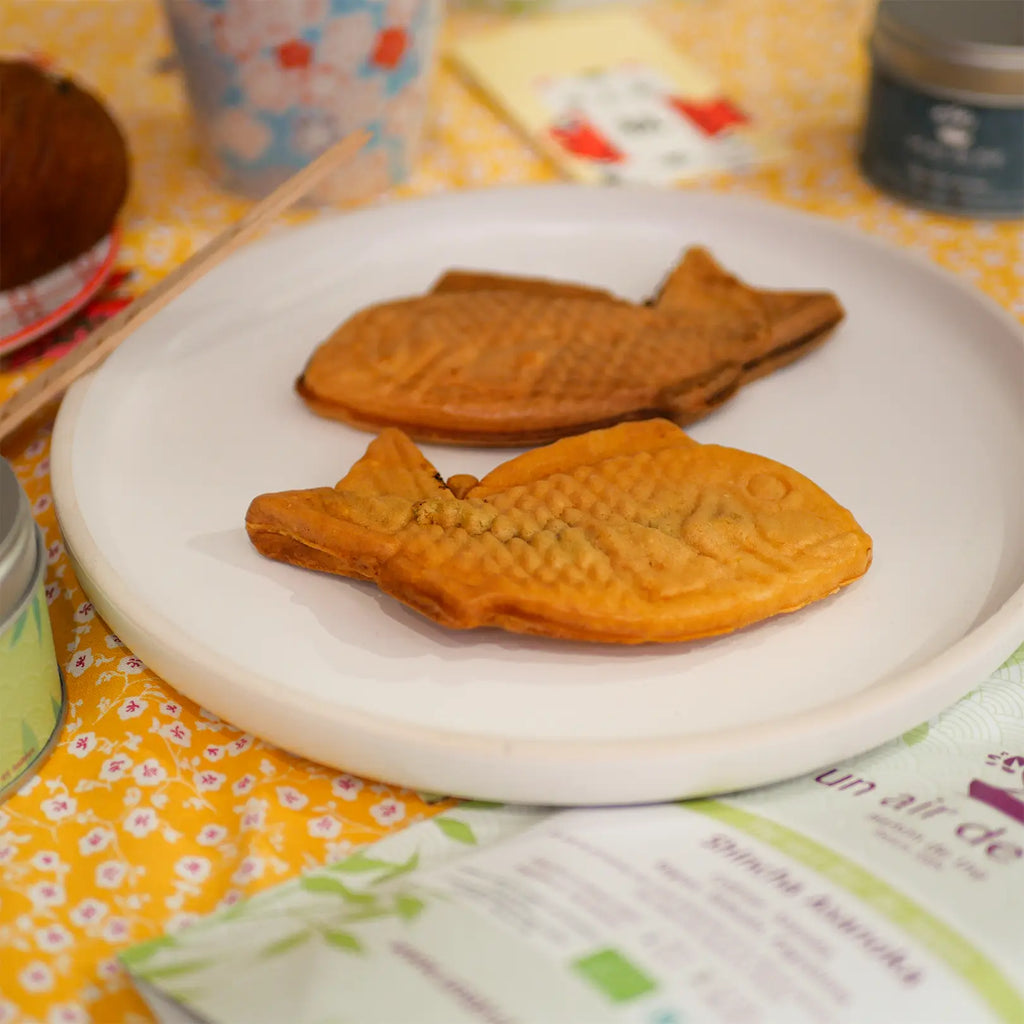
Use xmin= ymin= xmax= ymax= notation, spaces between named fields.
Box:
xmin=246 ymin=429 xmax=449 ymax=580
xmin=468 ymin=418 xmax=696 ymax=498
xmin=430 ymin=269 xmax=620 ymax=303
xmin=650 ymin=247 xmax=755 ymax=312
xmin=334 ymin=428 xmax=451 ymax=500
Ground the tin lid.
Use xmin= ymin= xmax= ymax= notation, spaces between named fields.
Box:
xmin=872 ymin=0 xmax=1024 ymax=103
xmin=0 ymin=457 xmax=39 ymax=627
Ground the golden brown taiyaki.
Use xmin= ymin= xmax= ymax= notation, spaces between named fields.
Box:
xmin=245 ymin=420 xmax=871 ymax=644
xmin=295 ymin=248 xmax=844 ymax=447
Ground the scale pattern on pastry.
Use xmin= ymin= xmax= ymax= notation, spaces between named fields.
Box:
xmin=296 ymin=247 xmax=845 ymax=446
xmin=245 ymin=419 xmax=872 ymax=643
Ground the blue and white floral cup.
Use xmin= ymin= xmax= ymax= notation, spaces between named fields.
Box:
xmin=161 ymin=0 xmax=441 ymax=202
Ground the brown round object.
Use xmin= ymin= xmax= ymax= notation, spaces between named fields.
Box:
xmin=0 ymin=60 xmax=129 ymax=291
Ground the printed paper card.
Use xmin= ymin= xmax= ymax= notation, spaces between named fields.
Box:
xmin=122 ymin=645 xmax=1024 ymax=1024
xmin=449 ymin=9 xmax=786 ymax=185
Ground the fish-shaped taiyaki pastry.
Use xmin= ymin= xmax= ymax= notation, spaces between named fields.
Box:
xmin=295 ymin=247 xmax=845 ymax=447
xmin=245 ymin=420 xmax=871 ymax=644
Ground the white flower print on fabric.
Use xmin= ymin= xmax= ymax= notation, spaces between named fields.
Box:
xmin=230 ymin=856 xmax=264 ymax=885
xmin=30 ymin=850 xmax=61 ymax=871
xmin=160 ymin=721 xmax=192 ymax=747
xmin=117 ymin=697 xmax=147 ymax=720
xmin=101 ymin=917 xmax=130 ymax=942
xmin=174 ymin=855 xmax=212 ymax=883
xmin=67 ymin=731 xmax=97 ymax=758
xmin=132 ymin=759 xmax=167 ymax=787
xmin=123 ymin=808 xmax=159 ymax=838
xmin=27 ymin=881 xmax=66 ymax=908
xmin=331 ymin=774 xmax=363 ymax=801
xmin=196 ymin=824 xmax=227 ymax=847
xmin=239 ymin=798 xmax=267 ymax=832
xmin=78 ymin=827 xmax=113 ymax=856
xmin=369 ymin=798 xmax=406 ymax=827
xmin=47 ymin=1004 xmax=91 ymax=1024
xmin=166 ymin=912 xmax=201 ymax=934
xmin=40 ymin=796 xmax=76 ymax=821
xmin=66 ymin=648 xmax=93 ymax=677
xmin=72 ymin=601 xmax=95 ymax=623
xmin=19 ymin=960 xmax=55 ymax=992
xmin=227 ymin=735 xmax=253 ymax=757
xmin=325 ymin=839 xmax=354 ymax=863
xmin=99 ymin=754 xmax=133 ymax=781
xmin=193 ymin=770 xmax=226 ymax=792
xmin=35 ymin=923 xmax=73 ymax=952
xmin=94 ymin=861 xmax=127 ymax=890
xmin=232 ymin=773 xmax=256 ymax=796
xmin=118 ymin=655 xmax=145 ymax=674
xmin=275 ymin=785 xmax=308 ymax=810
xmin=96 ymin=955 xmax=125 ymax=980
xmin=69 ymin=898 xmax=108 ymax=927
xmin=307 ymin=814 xmax=341 ymax=839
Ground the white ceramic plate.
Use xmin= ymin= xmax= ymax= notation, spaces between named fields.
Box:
xmin=50 ymin=186 xmax=1024 ymax=805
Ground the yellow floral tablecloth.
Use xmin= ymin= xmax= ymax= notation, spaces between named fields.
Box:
xmin=0 ymin=1 xmax=1020 ymax=1021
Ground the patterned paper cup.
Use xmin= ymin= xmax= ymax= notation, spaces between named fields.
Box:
xmin=161 ymin=0 xmax=442 ymax=202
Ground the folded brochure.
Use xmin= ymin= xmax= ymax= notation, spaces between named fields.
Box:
xmin=122 ymin=642 xmax=1024 ymax=1023
xmin=448 ymin=8 xmax=786 ymax=186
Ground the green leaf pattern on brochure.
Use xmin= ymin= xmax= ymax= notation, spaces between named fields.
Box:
xmin=300 ymin=875 xmax=376 ymax=903
xmin=328 ymin=850 xmax=395 ymax=874
xmin=395 ymin=895 xmax=426 ymax=920
xmin=120 ymin=933 xmax=179 ymax=968
xmin=120 ymin=804 xmax=547 ymax=1010
xmin=323 ymin=930 xmax=363 ymax=953
xmin=435 ymin=817 xmax=477 ymax=844
xmin=138 ymin=958 xmax=215 ymax=978
xmin=902 ymin=721 xmax=929 ymax=746
xmin=261 ymin=932 xmax=312 ymax=958
xmin=414 ymin=790 xmax=452 ymax=804
xmin=373 ymin=851 xmax=420 ymax=884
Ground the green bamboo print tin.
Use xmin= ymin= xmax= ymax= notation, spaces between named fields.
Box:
xmin=0 ymin=457 xmax=64 ymax=801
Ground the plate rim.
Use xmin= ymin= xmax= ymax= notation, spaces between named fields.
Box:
xmin=49 ymin=185 xmax=1024 ymax=804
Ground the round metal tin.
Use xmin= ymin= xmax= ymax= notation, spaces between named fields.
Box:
xmin=0 ymin=457 xmax=65 ymax=802
xmin=861 ymin=0 xmax=1024 ymax=218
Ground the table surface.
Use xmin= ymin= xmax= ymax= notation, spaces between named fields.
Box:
xmin=1 ymin=1 xmax=1021 ymax=1020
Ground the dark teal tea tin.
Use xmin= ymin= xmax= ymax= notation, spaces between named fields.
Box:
xmin=861 ymin=0 xmax=1024 ymax=218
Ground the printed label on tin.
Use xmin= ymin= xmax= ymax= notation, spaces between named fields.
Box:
xmin=861 ymin=71 xmax=1024 ymax=216
xmin=0 ymin=580 xmax=64 ymax=796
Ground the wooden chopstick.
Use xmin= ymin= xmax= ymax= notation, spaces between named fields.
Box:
xmin=0 ymin=129 xmax=370 ymax=445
